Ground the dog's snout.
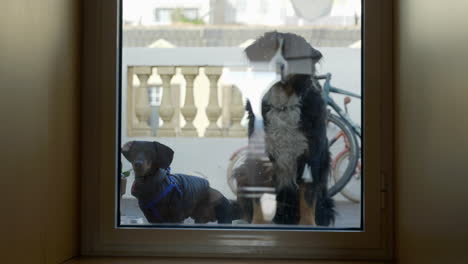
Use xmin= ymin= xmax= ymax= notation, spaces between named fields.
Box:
xmin=133 ymin=161 xmax=144 ymax=169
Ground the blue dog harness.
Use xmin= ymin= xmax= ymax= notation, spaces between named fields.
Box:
xmin=142 ymin=169 xmax=182 ymax=222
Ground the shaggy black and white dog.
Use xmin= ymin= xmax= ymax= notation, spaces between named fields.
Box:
xmin=243 ymin=32 xmax=335 ymax=226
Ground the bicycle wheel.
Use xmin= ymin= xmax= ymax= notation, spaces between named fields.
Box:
xmin=226 ymin=147 xmax=248 ymax=196
xmin=326 ymin=114 xmax=359 ymax=198
xmin=333 ymin=150 xmax=361 ymax=203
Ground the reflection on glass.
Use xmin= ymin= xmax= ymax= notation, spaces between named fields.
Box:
xmin=120 ymin=0 xmax=362 ymax=229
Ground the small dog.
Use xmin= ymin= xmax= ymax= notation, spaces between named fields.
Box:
xmin=242 ymin=32 xmax=335 ymax=226
xmin=122 ymin=140 xmax=234 ymax=224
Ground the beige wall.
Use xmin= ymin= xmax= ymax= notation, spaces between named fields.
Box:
xmin=0 ymin=0 xmax=80 ymax=263
xmin=396 ymin=0 xmax=468 ymax=263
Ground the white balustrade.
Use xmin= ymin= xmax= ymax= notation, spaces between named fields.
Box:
xmin=124 ymin=47 xmax=252 ymax=138
xmin=124 ymin=49 xmax=250 ymax=138
xmin=126 ymin=66 xmax=247 ymax=138
xmin=131 ymin=67 xmax=152 ymax=136
xmin=204 ymin=67 xmax=223 ymax=137
xmin=180 ymin=67 xmax=199 ymax=137
xmin=156 ymin=66 xmax=176 ymax=137
xmin=228 ymin=85 xmax=247 ymax=137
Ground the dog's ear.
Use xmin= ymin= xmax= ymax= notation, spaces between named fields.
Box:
xmin=121 ymin=141 xmax=134 ymax=162
xmin=310 ymin=47 xmax=322 ymax=62
xmin=153 ymin=141 xmax=174 ymax=168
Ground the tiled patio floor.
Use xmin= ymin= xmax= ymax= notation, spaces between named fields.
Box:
xmin=120 ymin=198 xmax=360 ymax=229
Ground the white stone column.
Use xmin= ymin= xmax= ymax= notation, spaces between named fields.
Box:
xmin=156 ymin=66 xmax=176 ymax=137
xmin=204 ymin=67 xmax=223 ymax=137
xmin=228 ymin=85 xmax=247 ymax=137
xmin=180 ymin=67 xmax=199 ymax=137
xmin=133 ymin=67 xmax=152 ymax=136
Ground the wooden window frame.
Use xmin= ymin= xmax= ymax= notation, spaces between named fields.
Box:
xmin=81 ymin=0 xmax=394 ymax=260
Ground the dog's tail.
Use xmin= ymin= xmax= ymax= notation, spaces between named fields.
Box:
xmin=315 ymin=190 xmax=336 ymax=226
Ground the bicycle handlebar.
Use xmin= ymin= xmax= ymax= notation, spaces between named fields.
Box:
xmin=315 ymin=73 xmax=331 ymax=80
xmin=329 ymin=87 xmax=361 ymax=99
xmin=315 ymin=73 xmax=361 ymax=99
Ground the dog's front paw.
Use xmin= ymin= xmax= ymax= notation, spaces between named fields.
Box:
xmin=260 ymin=193 xmax=277 ymax=222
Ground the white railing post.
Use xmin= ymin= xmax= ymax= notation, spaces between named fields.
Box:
xmin=228 ymin=85 xmax=247 ymax=137
xmin=156 ymin=66 xmax=176 ymax=137
xmin=204 ymin=67 xmax=223 ymax=137
xmin=132 ymin=67 xmax=152 ymax=136
xmin=180 ymin=67 xmax=199 ymax=137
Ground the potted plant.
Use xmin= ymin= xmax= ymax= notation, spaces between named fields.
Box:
xmin=120 ymin=167 xmax=132 ymax=197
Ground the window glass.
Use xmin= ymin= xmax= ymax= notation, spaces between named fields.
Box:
xmin=120 ymin=0 xmax=362 ymax=230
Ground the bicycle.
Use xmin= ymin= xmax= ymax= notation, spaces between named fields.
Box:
xmin=227 ymin=73 xmax=362 ymax=202
xmin=319 ymin=73 xmax=361 ymax=202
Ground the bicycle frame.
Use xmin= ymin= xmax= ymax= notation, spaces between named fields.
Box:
xmin=329 ymin=129 xmax=351 ymax=168
xmin=316 ymin=73 xmax=362 ymax=137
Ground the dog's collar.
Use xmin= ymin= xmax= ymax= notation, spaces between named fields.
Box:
xmin=264 ymin=103 xmax=301 ymax=112
xmin=135 ymin=168 xmax=171 ymax=186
